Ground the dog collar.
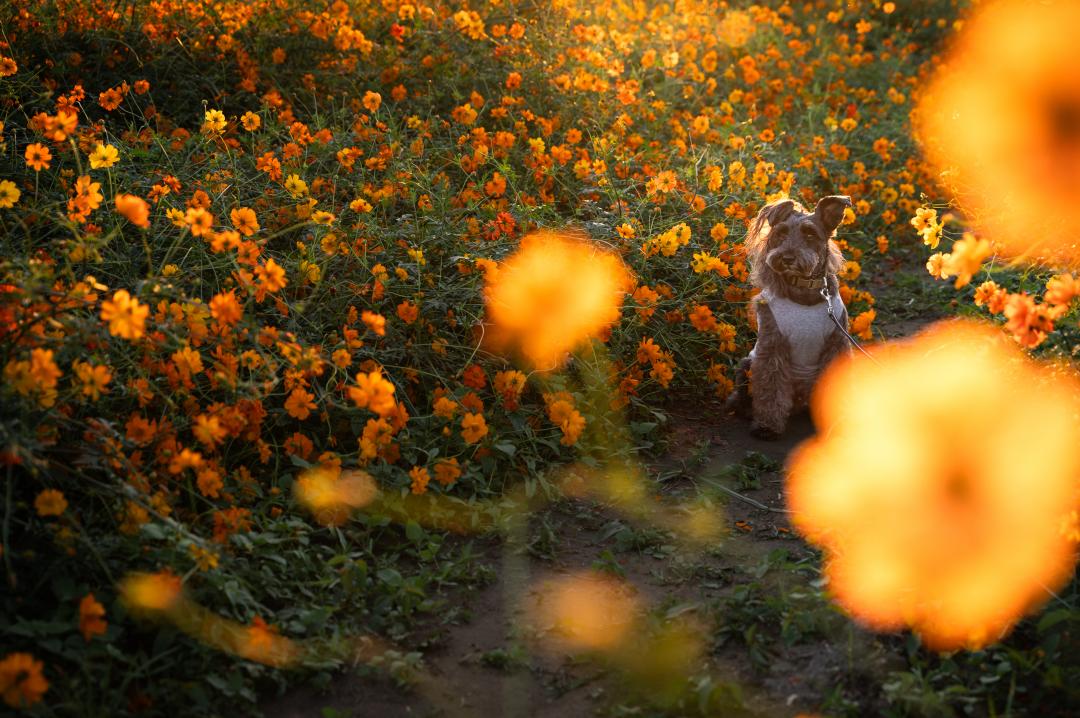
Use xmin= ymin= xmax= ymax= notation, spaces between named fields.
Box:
xmin=784 ymin=274 xmax=827 ymax=290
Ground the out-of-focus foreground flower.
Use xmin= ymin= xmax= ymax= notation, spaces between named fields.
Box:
xmin=120 ymin=571 xmax=300 ymax=667
xmin=528 ymin=571 xmax=640 ymax=652
xmin=787 ymin=320 xmax=1080 ymax=650
xmin=485 ymin=230 xmax=632 ymax=370
xmin=915 ymin=0 xmax=1080 ymax=264
xmin=293 ymin=465 xmax=378 ymax=526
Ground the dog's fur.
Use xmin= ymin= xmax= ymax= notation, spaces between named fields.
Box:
xmin=727 ymin=195 xmax=853 ymax=439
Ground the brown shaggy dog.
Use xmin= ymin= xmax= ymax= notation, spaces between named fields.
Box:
xmin=727 ymin=196 xmax=853 ymax=439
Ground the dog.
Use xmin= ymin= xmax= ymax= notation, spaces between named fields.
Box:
xmin=726 ymin=195 xmax=853 ymax=439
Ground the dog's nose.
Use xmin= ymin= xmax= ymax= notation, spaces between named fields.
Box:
xmin=779 ymin=253 xmax=795 ymax=266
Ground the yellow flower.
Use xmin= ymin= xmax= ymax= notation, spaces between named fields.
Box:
xmin=283 ymin=174 xmax=308 ymax=198
xmin=202 ymin=109 xmax=227 ymax=134
xmin=0 ymin=179 xmax=20 ymax=209
xmin=88 ymin=144 xmax=119 ymax=169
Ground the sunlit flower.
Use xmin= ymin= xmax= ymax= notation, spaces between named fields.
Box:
xmin=88 ymin=143 xmax=119 ymax=169
xmin=100 ymin=289 xmax=149 ymax=340
xmin=114 ymin=193 xmax=150 ymax=228
xmin=202 ymin=109 xmax=227 ymax=134
xmin=939 ymin=233 xmax=993 ymax=288
xmin=788 ymin=320 xmax=1080 ymax=651
xmin=24 ymin=143 xmax=51 ymax=172
xmin=915 ymin=1 xmax=1080 ymax=263
xmin=485 ymin=230 xmax=632 ymax=369
xmin=348 ymin=370 xmax=396 ymax=417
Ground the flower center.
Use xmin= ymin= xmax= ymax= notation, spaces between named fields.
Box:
xmin=1048 ymin=95 xmax=1080 ymax=146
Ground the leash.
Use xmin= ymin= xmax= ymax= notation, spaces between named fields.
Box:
xmin=820 ymin=285 xmax=879 ymax=363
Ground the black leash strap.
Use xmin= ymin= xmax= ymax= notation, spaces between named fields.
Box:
xmin=820 ymin=286 xmax=879 ymax=362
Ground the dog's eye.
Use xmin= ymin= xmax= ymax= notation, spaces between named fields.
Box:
xmin=801 ymin=226 xmax=822 ymax=241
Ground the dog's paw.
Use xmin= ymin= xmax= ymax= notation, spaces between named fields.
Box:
xmin=750 ymin=423 xmax=781 ymax=441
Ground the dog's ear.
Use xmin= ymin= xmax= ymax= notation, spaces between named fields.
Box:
xmin=745 ymin=199 xmax=796 ymax=258
xmin=814 ymin=195 xmax=852 ymax=235
xmin=826 ymin=239 xmax=844 ymax=274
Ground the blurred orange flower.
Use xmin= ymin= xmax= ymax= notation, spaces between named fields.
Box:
xmin=0 ymin=652 xmax=48 ymax=708
xmin=114 ymin=193 xmax=150 ymax=228
xmin=788 ymin=320 xmax=1080 ymax=651
xmin=294 ymin=466 xmax=377 ymax=527
xmin=915 ymin=1 xmax=1080 ymax=264
xmin=119 ymin=571 xmax=184 ymax=614
xmin=530 ymin=571 xmax=640 ymax=652
xmin=100 ymin=289 xmax=149 ymax=340
xmin=485 ymin=229 xmax=632 ymax=369
xmin=78 ymin=593 xmax=107 ymax=641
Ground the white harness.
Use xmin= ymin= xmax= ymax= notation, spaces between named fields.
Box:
xmin=749 ymin=288 xmax=845 ymax=382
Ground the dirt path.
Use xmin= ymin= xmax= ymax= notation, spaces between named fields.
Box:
xmin=263 ymin=407 xmax=854 ymax=718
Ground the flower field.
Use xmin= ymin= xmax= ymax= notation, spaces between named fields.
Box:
xmin=1 ymin=0 xmax=1079 ymax=716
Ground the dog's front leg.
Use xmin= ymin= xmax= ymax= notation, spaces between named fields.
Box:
xmin=749 ymin=303 xmax=794 ymax=440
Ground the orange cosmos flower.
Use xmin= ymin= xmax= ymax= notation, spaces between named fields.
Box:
xmin=119 ymin=571 xmax=184 ymax=614
xmin=230 ymin=206 xmax=259 ymax=236
xmin=284 ymin=387 xmax=316 ymax=420
xmin=24 ymin=143 xmax=51 ymax=171
xmin=787 ymin=320 xmax=1080 ymax=651
xmin=184 ymin=206 xmax=213 ymax=237
xmin=100 ymin=289 xmax=149 ymax=340
xmin=34 ymin=489 xmax=67 ymax=517
xmin=114 ymin=193 xmax=150 ymax=228
xmin=485 ymin=229 xmax=632 ymax=370
xmin=915 ymin=1 xmax=1080 ymax=264
xmin=347 ymin=369 xmax=396 ymax=417
xmin=460 ymin=412 xmax=488 ymax=444
xmin=78 ymin=593 xmax=107 ymax=641
xmin=0 ymin=652 xmax=49 ymax=708
xmin=209 ymin=290 xmax=242 ymax=327
xmin=294 ymin=466 xmax=377 ymax=526
xmin=254 ymin=258 xmax=287 ymax=301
